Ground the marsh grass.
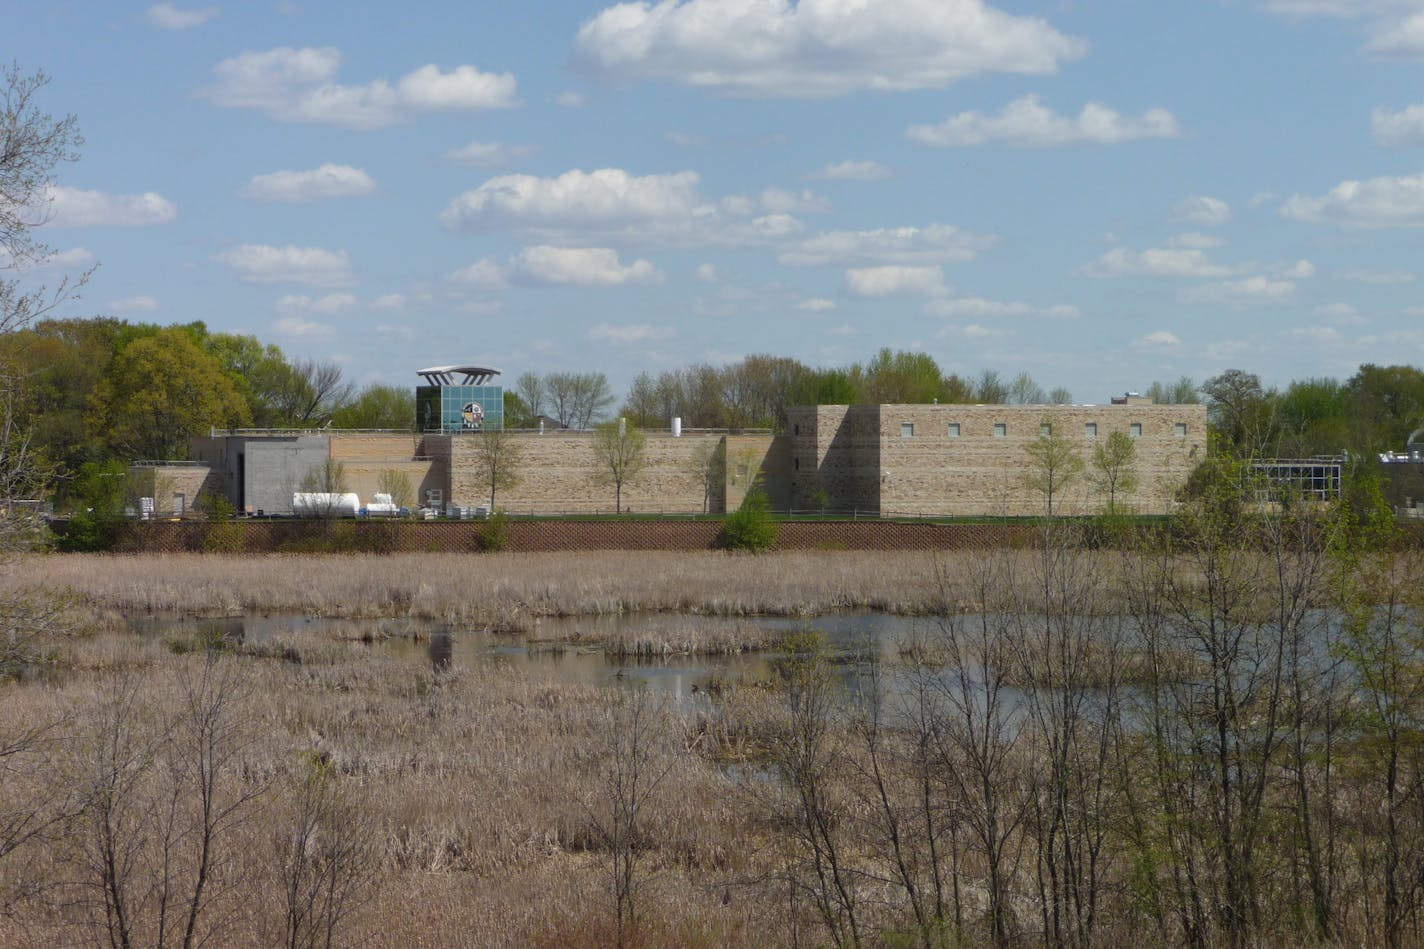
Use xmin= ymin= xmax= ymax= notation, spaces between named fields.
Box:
xmin=0 ymin=550 xmax=980 ymax=624
xmin=0 ymin=636 xmax=782 ymax=947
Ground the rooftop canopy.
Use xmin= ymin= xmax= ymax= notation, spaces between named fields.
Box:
xmin=417 ymin=365 xmax=502 ymax=386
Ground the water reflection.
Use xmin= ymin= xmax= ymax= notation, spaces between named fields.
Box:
xmin=125 ymin=611 xmax=945 ymax=702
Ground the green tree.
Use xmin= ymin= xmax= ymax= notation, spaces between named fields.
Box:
xmin=722 ymin=488 xmax=778 ymax=552
xmin=58 ymin=459 xmax=129 ymax=551
xmin=591 ymin=420 xmax=647 ymax=514
xmin=1345 ymin=363 xmax=1424 ymax=454
xmin=472 ymin=428 xmax=522 ymax=510
xmin=1024 ymin=420 xmax=1085 ymax=515
xmin=1202 ymin=368 xmax=1279 ymax=458
xmin=330 ymin=384 xmax=412 ymax=430
xmin=92 ymin=328 xmax=251 ymax=459
xmin=856 ymin=348 xmax=952 ymax=403
xmin=1090 ymin=429 xmax=1139 ymax=513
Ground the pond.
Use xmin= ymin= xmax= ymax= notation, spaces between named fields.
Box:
xmin=125 ymin=611 xmax=949 ymax=701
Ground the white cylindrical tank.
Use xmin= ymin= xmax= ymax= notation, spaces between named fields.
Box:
xmin=292 ymin=492 xmax=361 ymax=517
xmin=672 ymin=416 xmax=682 ymax=437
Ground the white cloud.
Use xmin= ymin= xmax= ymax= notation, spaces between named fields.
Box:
xmin=147 ymin=4 xmax=218 ymax=29
xmin=1084 ymin=246 xmax=1236 ymax=278
xmin=1369 ymin=10 xmax=1424 ymax=57
xmin=441 ymin=168 xmax=702 ymax=233
xmin=752 ymin=213 xmax=804 ymax=238
xmin=796 ymin=297 xmax=837 ymax=312
xmin=963 ymin=324 xmax=1004 ymax=339
xmin=371 ymin=293 xmax=407 ymax=310
xmin=1280 ymin=170 xmax=1424 ymax=226
xmin=827 ymin=323 xmax=858 ymax=336
xmin=1179 ymin=276 xmax=1296 ymax=305
xmin=781 ymin=224 xmax=996 ymax=266
xmin=844 ymin=265 xmax=948 ymax=297
xmin=511 ymin=245 xmax=662 ymax=286
xmin=15 ymin=246 xmax=96 ymax=270
xmin=108 ymin=295 xmax=159 ymax=312
xmin=41 ymin=186 xmax=177 ymax=227
xmin=1139 ymin=330 xmax=1182 ymax=346
xmin=276 ymin=293 xmax=358 ymax=316
xmin=907 ymin=94 xmax=1180 ymax=147
xmin=272 ymin=316 xmax=334 ymax=338
xmin=587 ymin=322 xmax=674 ymax=343
xmin=244 ymin=163 xmax=375 ymax=202
xmin=574 ymin=0 xmax=1084 ymax=98
xmin=449 ymin=258 xmax=509 ymax=289
xmin=1263 ymin=2 xmax=1424 ymax=59
xmin=1176 ymin=195 xmax=1232 ymax=226
xmin=556 ymin=91 xmax=588 ymax=108
xmin=925 ymin=297 xmax=1078 ymax=318
xmin=216 ymin=244 xmax=355 ymax=287
xmin=203 ymin=47 xmax=516 ymax=129
xmin=1372 ymin=103 xmax=1424 ymax=145
xmin=446 ymin=141 xmax=536 ymax=167
xmin=1283 ymin=259 xmax=1317 ymax=278
xmin=695 ymin=263 xmax=718 ymax=282
xmin=813 ymin=160 xmax=892 ymax=181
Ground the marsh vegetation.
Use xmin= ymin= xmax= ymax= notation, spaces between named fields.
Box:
xmin=3 ymin=491 xmax=1424 ymax=946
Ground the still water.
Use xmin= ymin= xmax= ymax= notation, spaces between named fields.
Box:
xmin=127 ymin=611 xmax=946 ymax=701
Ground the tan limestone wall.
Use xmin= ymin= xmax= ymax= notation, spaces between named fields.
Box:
xmin=328 ymin=433 xmax=442 ymax=509
xmin=127 ymin=465 xmax=214 ymax=517
xmin=875 ymin=404 xmax=1206 ymax=516
xmin=449 ymin=431 xmax=728 ymax=514
xmin=725 ymin=435 xmax=791 ymax=511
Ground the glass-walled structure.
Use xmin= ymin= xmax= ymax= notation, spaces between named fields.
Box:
xmin=415 ymin=365 xmax=504 ymax=433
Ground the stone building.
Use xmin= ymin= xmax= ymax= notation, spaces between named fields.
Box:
xmin=166 ymin=396 xmax=1204 ymax=518
xmin=788 ymin=401 xmax=1207 ymax=517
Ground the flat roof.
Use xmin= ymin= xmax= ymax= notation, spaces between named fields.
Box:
xmin=417 ymin=365 xmax=502 ymax=386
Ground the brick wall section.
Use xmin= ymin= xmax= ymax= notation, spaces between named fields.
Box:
xmin=449 ymin=431 xmax=729 ymax=514
xmin=787 ymin=403 xmax=1206 ymax=517
xmin=328 ymin=433 xmax=442 ymax=509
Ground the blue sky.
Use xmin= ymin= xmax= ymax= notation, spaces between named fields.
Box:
xmin=11 ymin=0 xmax=1424 ymax=404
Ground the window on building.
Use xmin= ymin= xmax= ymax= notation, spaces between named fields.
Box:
xmin=794 ymin=457 xmax=800 ymax=470
xmin=1174 ymin=422 xmax=1187 ymax=437
xmin=948 ymin=423 xmax=961 ymax=438
xmin=994 ymin=422 xmax=1007 ymax=437
xmin=1085 ymin=422 xmax=1097 ymax=438
xmin=1040 ymin=423 xmax=1052 ymax=436
xmin=901 ymin=422 xmax=915 ymax=437
xmin=793 ymin=424 xmax=799 ymax=436
xmin=1130 ymin=423 xmax=1143 ymax=438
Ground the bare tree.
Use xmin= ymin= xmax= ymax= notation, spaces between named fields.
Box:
xmin=275 ymin=757 xmax=375 ymax=949
xmin=375 ymin=469 xmax=413 ymax=511
xmin=471 ymin=428 xmax=522 ymax=510
xmin=514 ymin=372 xmax=547 ymax=422
xmin=72 ymin=657 xmax=263 ymax=949
xmin=2 ymin=65 xmax=92 ymax=336
xmin=582 ymin=689 xmax=674 ymax=945
xmin=591 ymin=420 xmax=647 ymax=514
xmin=1024 ymin=419 xmax=1085 ymax=515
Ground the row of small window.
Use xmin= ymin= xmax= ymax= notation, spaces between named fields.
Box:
xmin=900 ymin=422 xmax=1189 ymax=438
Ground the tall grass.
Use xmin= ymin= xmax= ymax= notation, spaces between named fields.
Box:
xmin=0 ymin=550 xmax=992 ymax=623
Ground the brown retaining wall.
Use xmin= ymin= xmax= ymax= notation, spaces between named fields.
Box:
xmin=78 ymin=517 xmax=1424 ymax=555
xmin=97 ymin=518 xmax=1047 ymax=555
